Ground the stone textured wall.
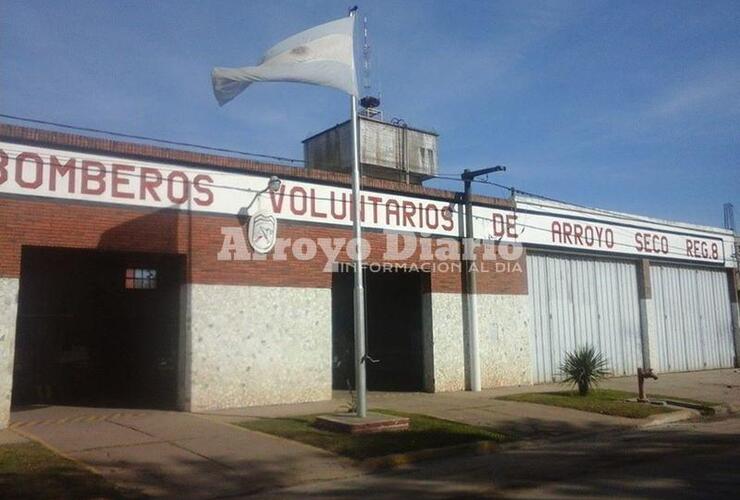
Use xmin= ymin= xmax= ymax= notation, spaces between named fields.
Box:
xmin=187 ymin=284 xmax=332 ymax=411
xmin=423 ymin=293 xmax=466 ymax=392
xmin=477 ymin=294 xmax=532 ymax=387
xmin=478 ymin=295 xmax=532 ymax=388
xmin=0 ymin=278 xmax=19 ymax=429
xmin=423 ymin=292 xmax=531 ymax=392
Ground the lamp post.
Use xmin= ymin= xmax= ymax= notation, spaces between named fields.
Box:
xmin=461 ymin=165 xmax=506 ymax=391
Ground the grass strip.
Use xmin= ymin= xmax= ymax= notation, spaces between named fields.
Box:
xmin=0 ymin=442 xmax=136 ymax=499
xmin=240 ymin=409 xmax=507 ymax=460
xmin=498 ymin=389 xmax=679 ymax=419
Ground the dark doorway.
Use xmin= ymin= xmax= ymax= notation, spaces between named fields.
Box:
xmin=332 ymin=268 xmax=426 ymax=391
xmin=12 ymin=247 xmax=184 ymax=409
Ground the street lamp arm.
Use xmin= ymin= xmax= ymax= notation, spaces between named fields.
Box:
xmin=462 ymin=165 xmax=506 ymax=180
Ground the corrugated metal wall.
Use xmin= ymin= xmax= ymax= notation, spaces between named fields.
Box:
xmin=528 ymin=253 xmax=643 ymax=383
xmin=652 ymin=265 xmax=735 ymax=372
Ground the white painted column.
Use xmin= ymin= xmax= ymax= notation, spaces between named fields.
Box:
xmin=637 ymin=259 xmax=658 ymax=370
xmin=0 ymin=278 xmax=19 ymax=429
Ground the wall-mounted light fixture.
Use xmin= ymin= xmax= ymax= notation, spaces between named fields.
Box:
xmin=268 ymin=176 xmax=282 ymax=192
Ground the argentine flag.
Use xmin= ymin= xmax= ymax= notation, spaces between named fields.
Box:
xmin=212 ymin=16 xmax=358 ymax=105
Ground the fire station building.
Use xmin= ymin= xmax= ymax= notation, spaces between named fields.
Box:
xmin=0 ymin=123 xmax=738 ymax=429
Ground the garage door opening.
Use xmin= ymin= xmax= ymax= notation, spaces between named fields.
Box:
xmin=652 ymin=264 xmax=735 ymax=372
xmin=12 ymin=247 xmax=184 ymax=410
xmin=332 ymin=268 xmax=426 ymax=392
xmin=527 ymin=252 xmax=644 ymax=383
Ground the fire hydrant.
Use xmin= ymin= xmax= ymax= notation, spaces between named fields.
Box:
xmin=637 ymin=367 xmax=658 ymax=402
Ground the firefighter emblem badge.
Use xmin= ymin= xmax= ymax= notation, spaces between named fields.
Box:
xmin=248 ymin=209 xmax=277 ymax=254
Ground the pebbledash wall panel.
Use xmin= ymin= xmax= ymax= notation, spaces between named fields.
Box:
xmin=477 ymin=294 xmax=532 ymax=387
xmin=527 ymin=253 xmax=643 ymax=383
xmin=0 ymin=278 xmax=19 ymax=427
xmin=651 ymin=265 xmax=735 ymax=372
xmin=187 ymin=284 xmax=333 ymax=410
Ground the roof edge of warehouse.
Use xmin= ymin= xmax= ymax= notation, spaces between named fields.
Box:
xmin=0 ymin=122 xmax=505 ymax=209
xmin=517 ymin=195 xmax=733 ymax=238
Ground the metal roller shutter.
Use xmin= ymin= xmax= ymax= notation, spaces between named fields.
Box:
xmin=652 ymin=265 xmax=735 ymax=372
xmin=528 ymin=253 xmax=643 ymax=383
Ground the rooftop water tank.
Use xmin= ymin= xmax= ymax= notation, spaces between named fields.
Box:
xmin=303 ymin=114 xmax=439 ymax=184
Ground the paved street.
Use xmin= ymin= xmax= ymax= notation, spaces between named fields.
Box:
xmin=250 ymin=415 xmax=740 ymax=499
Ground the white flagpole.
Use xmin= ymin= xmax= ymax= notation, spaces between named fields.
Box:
xmin=348 ymin=8 xmax=367 ymax=418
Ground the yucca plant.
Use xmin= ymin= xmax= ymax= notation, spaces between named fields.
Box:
xmin=560 ymin=345 xmax=610 ymax=396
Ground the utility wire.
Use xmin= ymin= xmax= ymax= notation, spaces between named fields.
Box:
xmin=427 ymin=172 xmax=725 ymax=235
xmin=0 ymin=113 xmax=305 ymax=165
xmin=0 ymin=113 xmax=594 ymax=210
xmin=0 ymin=113 xmax=657 ymax=220
xmin=0 ymin=115 xmax=726 ymax=236
xmin=430 ymin=172 xmax=580 ymax=206
xmin=0 ymin=147 xmax=717 ymax=256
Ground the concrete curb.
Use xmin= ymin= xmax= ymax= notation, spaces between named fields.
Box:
xmin=650 ymin=399 xmax=738 ymax=418
xmin=359 ymin=439 xmax=500 ymax=472
xmin=359 ymin=405 xmax=735 ymax=472
xmin=640 ymin=408 xmax=700 ymax=428
xmin=709 ymin=403 xmax=738 ymax=417
xmin=658 ymin=399 xmax=721 ymax=415
xmin=357 ymin=421 xmax=657 ymax=472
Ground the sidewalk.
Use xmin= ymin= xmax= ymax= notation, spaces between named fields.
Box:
xmin=601 ymin=368 xmax=740 ymax=410
xmin=9 ymin=406 xmax=359 ymax=498
xmin=205 ymin=369 xmax=740 ymax=441
xmin=6 ymin=399 xmax=630 ymax=499
xmin=206 ymin=389 xmax=637 ymax=441
xmin=6 ymin=369 xmax=737 ymax=498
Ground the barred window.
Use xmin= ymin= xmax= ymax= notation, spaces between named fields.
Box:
xmin=125 ymin=268 xmax=157 ymax=289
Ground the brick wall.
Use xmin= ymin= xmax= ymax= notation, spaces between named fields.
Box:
xmin=0 ymin=197 xmax=527 ymax=294
xmin=0 ymin=124 xmax=526 ymax=294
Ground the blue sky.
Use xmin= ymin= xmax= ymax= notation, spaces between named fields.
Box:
xmin=1 ymin=0 xmax=738 ymax=228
